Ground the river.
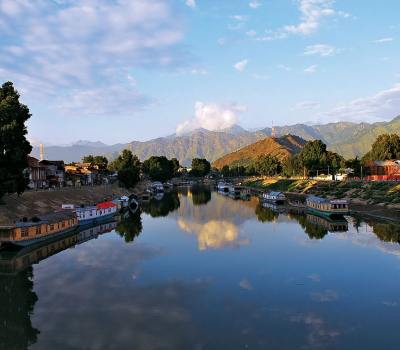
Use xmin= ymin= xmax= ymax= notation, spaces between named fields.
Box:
xmin=1 ymin=187 xmax=400 ymax=349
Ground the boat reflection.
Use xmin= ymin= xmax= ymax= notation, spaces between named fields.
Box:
xmin=0 ymin=221 xmax=117 ymax=275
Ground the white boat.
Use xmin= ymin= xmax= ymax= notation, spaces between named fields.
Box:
xmin=217 ymin=181 xmax=230 ymax=193
xmin=75 ymin=201 xmax=118 ymax=226
xmin=113 ymin=196 xmax=129 ymax=210
xmin=151 ymin=182 xmax=164 ymax=193
xmin=261 ymin=191 xmax=286 ymax=204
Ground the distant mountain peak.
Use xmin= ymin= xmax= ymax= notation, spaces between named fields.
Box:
xmin=73 ymin=140 xmax=108 ymax=148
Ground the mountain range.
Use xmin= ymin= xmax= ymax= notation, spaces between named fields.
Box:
xmin=30 ymin=116 xmax=400 ymax=165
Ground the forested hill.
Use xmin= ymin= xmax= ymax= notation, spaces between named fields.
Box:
xmin=30 ymin=116 xmax=400 ymax=164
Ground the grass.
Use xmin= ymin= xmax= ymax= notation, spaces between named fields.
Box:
xmin=244 ymin=178 xmax=400 ymax=206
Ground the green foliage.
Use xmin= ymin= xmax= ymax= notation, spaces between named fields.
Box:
xmin=0 ymin=82 xmax=32 ymax=199
xmin=191 ymin=158 xmax=211 ymax=177
xmin=142 ymin=156 xmax=175 ymax=182
xmin=254 ymin=155 xmax=282 ymax=176
xmin=109 ymin=149 xmax=141 ymax=172
xmin=82 ymin=155 xmax=108 ymax=169
xmin=170 ymin=158 xmax=181 ymax=176
xmin=283 ymin=139 xmax=344 ymax=176
xmin=362 ymin=134 xmax=400 ymax=162
xmin=108 ymin=149 xmax=141 ymax=189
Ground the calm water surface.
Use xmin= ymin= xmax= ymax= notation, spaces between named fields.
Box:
xmin=1 ymin=188 xmax=400 ymax=350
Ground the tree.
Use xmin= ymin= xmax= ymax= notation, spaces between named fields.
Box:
xmin=170 ymin=158 xmax=181 ymax=176
xmin=108 ymin=149 xmax=141 ymax=189
xmin=109 ymin=149 xmax=141 ymax=172
xmin=82 ymin=155 xmax=108 ymax=169
xmin=142 ymin=156 xmax=174 ymax=182
xmin=221 ymin=165 xmax=231 ymax=177
xmin=254 ymin=155 xmax=282 ymax=176
xmin=0 ymin=82 xmax=32 ymax=199
xmin=191 ymin=158 xmax=211 ymax=177
xmin=363 ymin=134 xmax=400 ymax=162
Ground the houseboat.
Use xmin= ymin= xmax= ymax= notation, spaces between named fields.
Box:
xmin=151 ymin=182 xmax=164 ymax=193
xmin=0 ymin=211 xmax=78 ymax=248
xmin=217 ymin=181 xmax=230 ymax=193
xmin=261 ymin=191 xmax=286 ymax=204
xmin=228 ymin=184 xmax=241 ymax=198
xmin=75 ymin=201 xmax=118 ymax=226
xmin=306 ymin=196 xmax=349 ymax=218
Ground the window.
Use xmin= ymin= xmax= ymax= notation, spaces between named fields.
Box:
xmin=50 ymin=224 xmax=54 ymax=231
xmin=36 ymin=226 xmax=41 ymax=235
xmin=21 ymin=227 xmax=29 ymax=237
xmin=62 ymin=221 xmax=66 ymax=228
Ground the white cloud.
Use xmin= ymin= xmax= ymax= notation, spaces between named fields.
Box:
xmin=304 ymin=64 xmax=318 ymax=73
xmin=284 ymin=0 xmax=338 ymax=35
xmin=185 ymin=0 xmax=196 ymax=9
xmin=234 ymin=59 xmax=249 ymax=72
xmin=246 ymin=30 xmax=257 ymax=37
xmin=303 ymin=44 xmax=337 ymax=57
xmin=325 ymin=84 xmax=400 ymax=121
xmin=0 ymin=0 xmax=186 ymax=116
xmin=373 ymin=37 xmax=393 ymax=43
xmin=249 ymin=1 xmax=262 ymax=9
xmin=230 ymin=15 xmax=247 ymax=22
xmin=292 ymin=101 xmax=320 ymax=110
xmin=176 ymin=102 xmax=246 ymax=135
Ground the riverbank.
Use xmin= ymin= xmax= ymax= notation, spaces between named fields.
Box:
xmin=0 ymin=182 xmax=148 ymax=225
xmin=243 ymin=178 xmax=400 ymax=222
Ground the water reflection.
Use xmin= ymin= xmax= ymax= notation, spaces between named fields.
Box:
xmin=2 ymin=189 xmax=400 ymax=349
xmin=0 ymin=267 xmax=39 ymax=350
xmin=141 ymin=191 xmax=180 ymax=217
xmin=115 ymin=211 xmax=143 ymax=243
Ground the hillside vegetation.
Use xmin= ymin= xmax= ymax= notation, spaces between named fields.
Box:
xmin=212 ymin=135 xmax=306 ymax=169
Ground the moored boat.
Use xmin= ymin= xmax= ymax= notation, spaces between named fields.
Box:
xmin=151 ymin=182 xmax=164 ymax=193
xmin=306 ymin=195 xmax=349 ymax=218
xmin=217 ymin=181 xmax=230 ymax=193
xmin=0 ymin=212 xmax=78 ymax=248
xmin=261 ymin=191 xmax=286 ymax=204
xmin=75 ymin=201 xmax=118 ymax=226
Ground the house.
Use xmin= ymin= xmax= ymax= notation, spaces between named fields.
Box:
xmin=364 ymin=160 xmax=400 ymax=181
xmin=65 ymin=162 xmax=103 ymax=186
xmin=26 ymin=156 xmax=48 ymax=189
xmin=39 ymin=160 xmax=65 ymax=187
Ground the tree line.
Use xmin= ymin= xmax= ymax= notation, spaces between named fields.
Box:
xmin=1 ymin=81 xmax=400 ymax=199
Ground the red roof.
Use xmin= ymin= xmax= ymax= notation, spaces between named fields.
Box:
xmin=96 ymin=201 xmax=117 ymax=209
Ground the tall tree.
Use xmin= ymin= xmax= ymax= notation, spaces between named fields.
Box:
xmin=108 ymin=149 xmax=141 ymax=188
xmin=0 ymin=82 xmax=32 ymax=199
xmin=82 ymin=155 xmax=108 ymax=169
xmin=142 ymin=156 xmax=174 ymax=182
xmin=191 ymin=158 xmax=211 ymax=177
xmin=363 ymin=134 xmax=400 ymax=162
xmin=254 ymin=155 xmax=282 ymax=176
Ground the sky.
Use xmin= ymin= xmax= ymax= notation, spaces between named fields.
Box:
xmin=0 ymin=0 xmax=399 ymax=145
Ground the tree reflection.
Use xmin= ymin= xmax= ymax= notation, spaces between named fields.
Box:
xmin=142 ymin=192 xmax=180 ymax=218
xmin=255 ymin=204 xmax=279 ymax=222
xmin=115 ymin=211 xmax=143 ymax=243
xmin=373 ymin=223 xmax=400 ymax=244
xmin=290 ymin=213 xmax=329 ymax=240
xmin=0 ymin=267 xmax=39 ymax=350
xmin=191 ymin=187 xmax=212 ymax=206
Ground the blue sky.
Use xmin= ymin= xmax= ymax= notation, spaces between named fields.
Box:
xmin=0 ymin=0 xmax=399 ymax=145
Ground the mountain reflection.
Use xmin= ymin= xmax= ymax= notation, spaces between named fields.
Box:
xmin=173 ymin=189 xmax=256 ymax=251
xmin=0 ymin=267 xmax=39 ymax=350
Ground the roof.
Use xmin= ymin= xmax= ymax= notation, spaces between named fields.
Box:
xmin=39 ymin=160 xmax=65 ymax=170
xmin=269 ymin=191 xmax=284 ymax=196
xmin=307 ymin=195 xmax=329 ymax=204
xmin=96 ymin=201 xmax=117 ymax=209
xmin=369 ymin=160 xmax=400 ymax=167
xmin=16 ymin=211 xmax=76 ymax=227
